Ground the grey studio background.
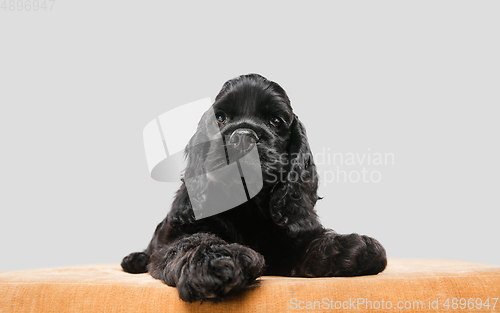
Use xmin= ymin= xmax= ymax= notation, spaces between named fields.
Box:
xmin=1 ymin=1 xmax=499 ymax=272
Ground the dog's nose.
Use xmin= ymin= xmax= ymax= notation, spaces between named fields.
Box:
xmin=229 ymin=128 xmax=259 ymax=152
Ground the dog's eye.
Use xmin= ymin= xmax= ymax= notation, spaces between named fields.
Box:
xmin=270 ymin=117 xmax=282 ymax=127
xmin=215 ymin=112 xmax=226 ymax=125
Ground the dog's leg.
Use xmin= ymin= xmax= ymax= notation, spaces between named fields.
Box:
xmin=148 ymin=232 xmax=264 ymax=302
xmin=121 ymin=251 xmax=150 ymax=273
xmin=298 ymin=231 xmax=387 ymax=277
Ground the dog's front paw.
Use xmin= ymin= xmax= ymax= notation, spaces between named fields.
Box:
xmin=176 ymin=244 xmax=264 ymax=302
xmin=121 ymin=252 xmax=149 ymax=274
xmin=301 ymin=232 xmax=387 ymax=277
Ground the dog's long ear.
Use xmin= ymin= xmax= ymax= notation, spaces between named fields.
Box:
xmin=169 ymin=109 xmax=213 ymax=226
xmin=269 ymin=114 xmax=322 ymax=237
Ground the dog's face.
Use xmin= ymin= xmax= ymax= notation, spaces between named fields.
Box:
xmin=203 ymin=74 xmax=294 ymax=185
xmin=184 ymin=74 xmax=318 ymax=221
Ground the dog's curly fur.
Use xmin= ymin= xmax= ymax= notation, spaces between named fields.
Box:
xmin=121 ymin=74 xmax=387 ymax=302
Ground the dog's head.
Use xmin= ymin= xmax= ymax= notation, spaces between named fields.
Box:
xmin=184 ymin=74 xmax=320 ymax=232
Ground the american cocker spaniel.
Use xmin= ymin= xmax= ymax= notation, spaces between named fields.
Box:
xmin=121 ymin=74 xmax=387 ymax=302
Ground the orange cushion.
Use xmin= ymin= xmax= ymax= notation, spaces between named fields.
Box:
xmin=1 ymin=259 xmax=499 ymax=312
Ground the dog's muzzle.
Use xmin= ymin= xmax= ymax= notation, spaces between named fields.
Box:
xmin=228 ymin=128 xmax=259 ymax=152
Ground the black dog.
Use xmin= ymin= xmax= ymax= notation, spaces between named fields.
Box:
xmin=122 ymin=74 xmax=387 ymax=302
